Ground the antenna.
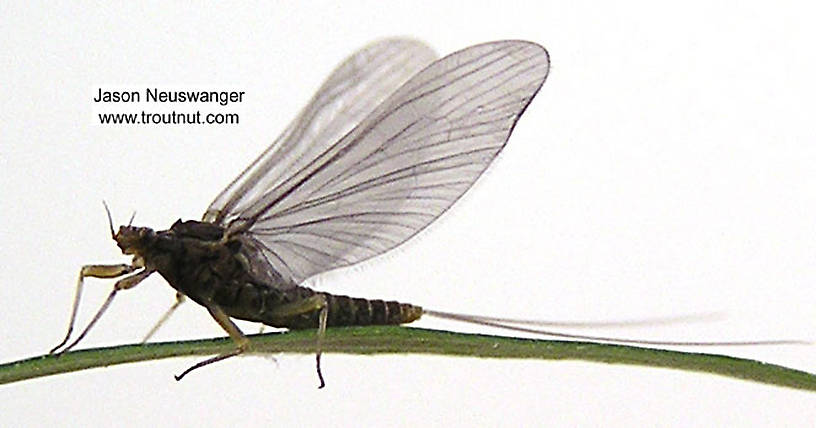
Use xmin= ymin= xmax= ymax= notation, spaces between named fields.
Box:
xmin=102 ymin=200 xmax=116 ymax=238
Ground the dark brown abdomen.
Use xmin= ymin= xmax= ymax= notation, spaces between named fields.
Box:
xmin=274 ymin=290 xmax=423 ymax=330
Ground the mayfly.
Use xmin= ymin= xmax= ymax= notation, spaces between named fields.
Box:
xmin=49 ymin=39 xmax=550 ymax=386
xmin=48 ymin=39 xmax=798 ymax=388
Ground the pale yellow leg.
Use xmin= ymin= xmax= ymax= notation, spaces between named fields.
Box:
xmin=264 ymin=294 xmax=327 ymax=324
xmin=141 ymin=292 xmax=186 ymax=343
xmin=263 ymin=294 xmax=329 ymax=388
xmin=50 ymin=263 xmax=139 ymax=354
xmin=174 ymin=304 xmax=250 ymax=381
xmin=207 ymin=304 xmax=251 ymax=349
xmin=175 ymin=295 xmax=330 ymax=387
xmin=113 ymin=269 xmax=153 ymax=290
xmin=54 ymin=268 xmax=154 ymax=354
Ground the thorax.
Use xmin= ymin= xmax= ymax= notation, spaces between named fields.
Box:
xmin=138 ymin=220 xmax=278 ymax=307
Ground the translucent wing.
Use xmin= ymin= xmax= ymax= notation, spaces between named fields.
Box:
xmin=204 ymin=38 xmax=439 ymax=224
xmin=222 ymin=40 xmax=549 ymax=284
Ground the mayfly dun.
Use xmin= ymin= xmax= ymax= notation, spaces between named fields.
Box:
xmin=48 ymin=39 xmax=800 ymax=388
xmin=50 ymin=39 xmax=550 ymax=386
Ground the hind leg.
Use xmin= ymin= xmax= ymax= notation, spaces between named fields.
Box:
xmin=264 ymin=294 xmax=329 ymax=388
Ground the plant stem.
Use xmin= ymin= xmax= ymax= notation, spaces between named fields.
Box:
xmin=1 ymin=326 xmax=814 ymax=391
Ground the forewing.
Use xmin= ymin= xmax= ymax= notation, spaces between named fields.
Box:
xmin=204 ymin=38 xmax=439 ymax=224
xmin=229 ymin=41 xmax=549 ymax=284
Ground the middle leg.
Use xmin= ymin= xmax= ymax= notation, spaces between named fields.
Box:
xmin=174 ymin=304 xmax=250 ymax=381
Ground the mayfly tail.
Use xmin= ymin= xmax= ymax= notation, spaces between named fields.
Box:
xmin=424 ymin=310 xmax=724 ymax=329
xmin=423 ymin=309 xmax=812 ymax=346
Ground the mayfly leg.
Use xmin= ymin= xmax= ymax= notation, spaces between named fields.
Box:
xmin=173 ymin=295 xmax=330 ymax=388
xmin=141 ymin=292 xmax=186 ymax=343
xmin=174 ymin=304 xmax=250 ymax=381
xmin=316 ymin=301 xmax=328 ymax=389
xmin=52 ymin=266 xmax=154 ymax=354
xmin=50 ymin=263 xmax=138 ymax=353
xmin=264 ymin=294 xmax=329 ymax=388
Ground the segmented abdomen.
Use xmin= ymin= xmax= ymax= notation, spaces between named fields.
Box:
xmin=268 ymin=288 xmax=423 ymax=330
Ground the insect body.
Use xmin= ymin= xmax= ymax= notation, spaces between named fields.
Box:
xmin=118 ymin=220 xmax=423 ymax=330
xmin=50 ymin=39 xmax=551 ymax=386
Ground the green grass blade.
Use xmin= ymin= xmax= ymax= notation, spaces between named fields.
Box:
xmin=1 ymin=326 xmax=813 ymax=391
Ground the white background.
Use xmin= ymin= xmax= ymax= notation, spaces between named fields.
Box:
xmin=2 ymin=1 xmax=815 ymax=426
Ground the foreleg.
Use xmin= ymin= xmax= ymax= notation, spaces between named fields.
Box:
xmin=50 ymin=263 xmax=140 ymax=353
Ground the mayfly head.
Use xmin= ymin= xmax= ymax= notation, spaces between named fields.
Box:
xmin=102 ymin=201 xmax=154 ymax=256
xmin=113 ymin=225 xmax=155 ymax=256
